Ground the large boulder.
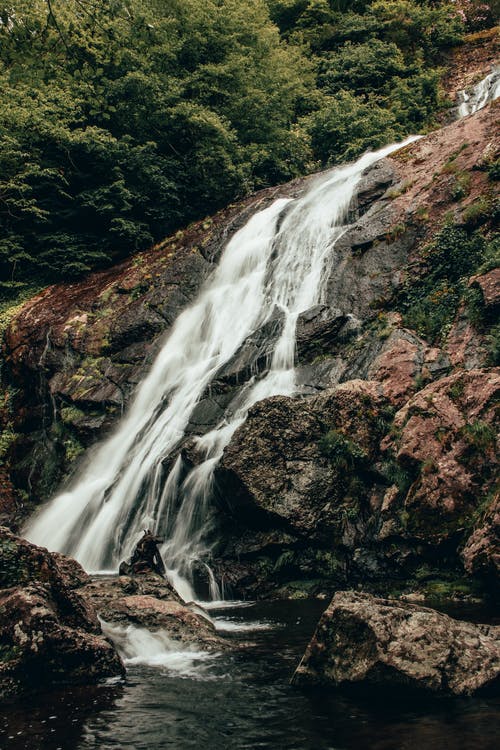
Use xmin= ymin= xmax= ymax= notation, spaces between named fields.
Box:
xmin=0 ymin=528 xmax=123 ymax=700
xmin=215 ymin=366 xmax=499 ymax=598
xmin=292 ymin=591 xmax=500 ymax=696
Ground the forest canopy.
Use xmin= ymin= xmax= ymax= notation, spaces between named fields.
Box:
xmin=0 ymin=0 xmax=492 ymax=296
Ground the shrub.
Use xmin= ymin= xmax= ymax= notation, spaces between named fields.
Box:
xmin=319 ymin=429 xmax=368 ymax=471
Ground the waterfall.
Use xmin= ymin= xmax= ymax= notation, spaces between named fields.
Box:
xmin=25 ymin=137 xmax=417 ymax=599
xmin=457 ymin=66 xmax=500 ymax=118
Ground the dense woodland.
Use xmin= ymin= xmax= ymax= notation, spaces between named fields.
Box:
xmin=0 ymin=0 xmax=497 ymax=298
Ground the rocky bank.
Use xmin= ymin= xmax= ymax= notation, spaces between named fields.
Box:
xmin=0 ymin=528 xmax=227 ymax=699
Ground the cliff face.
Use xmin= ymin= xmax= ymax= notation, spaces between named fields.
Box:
xmin=1 ymin=103 xmax=498 ymax=600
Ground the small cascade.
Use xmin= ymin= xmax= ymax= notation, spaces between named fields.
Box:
xmin=25 ymin=136 xmax=418 ymax=598
xmin=456 ymin=66 xmax=500 ymax=117
xmin=100 ymin=620 xmax=219 ymax=676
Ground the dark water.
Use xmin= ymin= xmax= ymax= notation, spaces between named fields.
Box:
xmin=1 ymin=599 xmax=499 ymax=750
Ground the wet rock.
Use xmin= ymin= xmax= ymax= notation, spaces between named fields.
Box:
xmin=213 ymin=313 xmax=285 ymax=388
xmin=218 ymin=366 xmax=499 ymax=597
xmin=296 ymin=305 xmax=353 ymax=362
xmin=0 ymin=528 xmax=124 ymax=699
xmin=102 ymin=597 xmax=222 ymax=648
xmin=355 ymin=160 xmax=397 ymax=214
xmin=220 ymin=379 xmax=386 ymax=539
xmin=82 ymin=575 xmax=225 ymax=651
xmin=118 ymin=530 xmax=166 ymax=577
xmin=292 ymin=591 xmax=500 ymax=696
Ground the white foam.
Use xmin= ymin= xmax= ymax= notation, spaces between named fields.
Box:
xmin=101 ymin=621 xmax=220 ymax=679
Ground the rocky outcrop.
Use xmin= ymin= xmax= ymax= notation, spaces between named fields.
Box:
xmin=0 ymin=528 xmax=124 ymax=700
xmin=292 ymin=591 xmax=500 ymax=696
xmin=462 ymin=491 xmax=500 ymax=579
xmin=216 ymin=368 xmax=498 ymax=599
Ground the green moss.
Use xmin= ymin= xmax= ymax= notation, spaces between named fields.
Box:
xmin=462 ymin=196 xmax=493 ymax=228
xmin=421 ymin=578 xmax=482 ymax=602
xmin=0 ymin=644 xmax=21 ymax=662
xmin=319 ymin=429 xmax=367 ymax=471
xmin=486 ymin=322 xmax=500 ymax=366
xmin=396 ymin=223 xmax=494 ymax=344
xmin=0 ymin=426 xmax=17 ymax=465
xmin=0 ymin=286 xmax=45 ymax=344
xmin=460 ymin=420 xmax=496 ymax=453
xmin=415 ymin=205 xmax=429 ymax=222
xmin=60 ymin=405 xmax=87 ymax=424
xmin=273 ymin=550 xmax=296 ymax=573
xmin=487 ymin=159 xmax=500 ymax=182
xmin=63 ymin=436 xmax=84 ymax=464
xmin=385 ymin=222 xmax=406 ymax=243
xmin=0 ymin=539 xmax=28 ymax=587
xmin=379 ymin=460 xmax=414 ymax=497
xmin=450 ymin=171 xmax=471 ymax=201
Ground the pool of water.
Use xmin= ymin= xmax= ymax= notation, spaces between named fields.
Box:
xmin=1 ymin=599 xmax=499 ymax=750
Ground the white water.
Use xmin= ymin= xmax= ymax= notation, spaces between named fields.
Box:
xmin=25 ymin=136 xmax=418 ymax=599
xmin=101 ymin=620 xmax=220 ymax=677
xmin=457 ymin=65 xmax=500 ymax=117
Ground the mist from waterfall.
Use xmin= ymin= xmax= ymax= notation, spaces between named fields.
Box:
xmin=25 ymin=137 xmax=418 ymax=600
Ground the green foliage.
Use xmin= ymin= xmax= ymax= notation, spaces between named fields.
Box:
xmin=460 ymin=420 xmax=497 ymax=453
xmin=487 ymin=159 xmax=500 ymax=181
xmin=319 ymin=429 xmax=367 ymax=470
xmin=277 ymin=0 xmax=464 ymax=164
xmin=450 ymin=171 xmax=472 ymax=201
xmin=0 ymin=426 xmax=17 ymax=465
xmin=0 ymin=0 xmax=312 ymax=297
xmin=0 ymin=1 xmax=472 ymax=292
xmin=379 ymin=459 xmax=414 ymax=495
xmin=486 ymin=322 xmax=500 ymax=365
xmin=398 ymin=224 xmax=496 ymax=342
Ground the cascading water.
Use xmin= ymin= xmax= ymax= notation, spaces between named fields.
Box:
xmin=457 ymin=65 xmax=500 ymax=118
xmin=25 ymin=137 xmax=418 ymax=600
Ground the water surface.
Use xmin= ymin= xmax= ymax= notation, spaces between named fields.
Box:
xmin=1 ymin=599 xmax=499 ymax=750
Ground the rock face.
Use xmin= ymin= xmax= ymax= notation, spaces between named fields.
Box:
xmin=292 ymin=591 xmax=500 ymax=696
xmin=0 ymin=528 xmax=124 ymax=700
xmin=216 ymin=368 xmax=498 ymax=598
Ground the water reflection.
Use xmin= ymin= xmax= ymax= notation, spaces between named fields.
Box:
xmin=1 ymin=600 xmax=499 ymax=750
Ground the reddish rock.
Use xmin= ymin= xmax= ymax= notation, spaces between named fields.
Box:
xmin=0 ymin=586 xmax=123 ymax=701
xmin=389 ymin=370 xmax=498 ymax=534
xmin=220 ymin=379 xmax=386 ymax=537
xmin=368 ymin=329 xmax=450 ymax=406
xmin=446 ymin=305 xmax=490 ymax=369
xmin=469 ymin=268 xmax=500 ymax=309
xmin=292 ymin=591 xmax=500 ymax=696
xmin=0 ymin=528 xmax=123 ymax=699
xmin=442 ymin=27 xmax=500 ymax=102
xmin=462 ymin=491 xmax=500 ymax=578
xmin=82 ymin=575 xmax=226 ymax=651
